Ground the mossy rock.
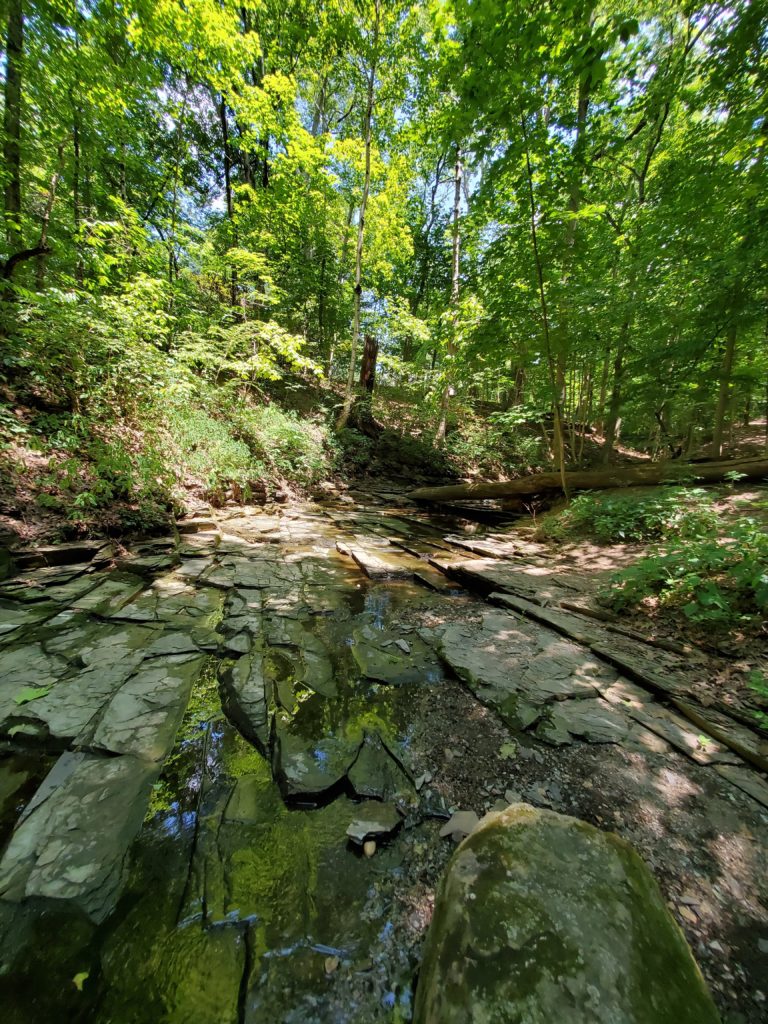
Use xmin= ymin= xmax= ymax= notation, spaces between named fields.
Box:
xmin=414 ymin=804 xmax=720 ymax=1024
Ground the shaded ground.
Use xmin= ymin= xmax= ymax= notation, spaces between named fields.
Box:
xmin=0 ymin=492 xmax=766 ymax=1022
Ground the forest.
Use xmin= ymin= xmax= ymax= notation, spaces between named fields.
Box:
xmin=1 ymin=0 xmax=766 ymax=527
xmin=0 ymin=2 xmax=767 ymax=1023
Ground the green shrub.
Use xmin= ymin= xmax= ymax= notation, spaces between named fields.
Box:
xmin=11 ymin=282 xmax=176 ymax=418
xmin=28 ymin=414 xmax=173 ymax=527
xmin=542 ymin=487 xmax=721 ymax=544
xmin=164 ymin=403 xmax=265 ymax=498
xmin=604 ymin=518 xmax=768 ymax=630
xmin=164 ymin=390 xmax=333 ymax=498
xmin=226 ymin=402 xmax=331 ymax=486
xmin=444 ymin=418 xmax=544 ymax=477
xmin=335 ymin=428 xmax=375 ymax=472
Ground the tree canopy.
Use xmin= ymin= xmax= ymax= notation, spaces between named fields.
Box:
xmin=1 ymin=0 xmax=766 ymax=513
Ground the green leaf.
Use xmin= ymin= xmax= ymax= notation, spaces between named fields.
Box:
xmin=13 ymin=686 xmax=52 ymax=706
xmin=73 ymin=971 xmax=90 ymax=992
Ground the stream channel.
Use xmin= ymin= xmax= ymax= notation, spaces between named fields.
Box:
xmin=0 ymin=493 xmax=767 ymax=1023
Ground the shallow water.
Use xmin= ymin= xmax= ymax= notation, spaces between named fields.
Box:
xmin=0 ymin=509 xmax=469 ymax=1023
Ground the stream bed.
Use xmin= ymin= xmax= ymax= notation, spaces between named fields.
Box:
xmin=1 ymin=498 xmax=767 ymax=1023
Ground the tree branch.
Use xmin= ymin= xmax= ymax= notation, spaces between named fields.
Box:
xmin=2 ymin=244 xmax=50 ymax=279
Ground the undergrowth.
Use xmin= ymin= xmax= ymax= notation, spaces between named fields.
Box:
xmin=541 ymin=487 xmax=721 ymax=543
xmin=0 ymin=384 xmax=336 ymax=534
xmin=603 ymin=517 xmax=768 ymax=631
xmin=540 ymin=486 xmax=768 ymax=634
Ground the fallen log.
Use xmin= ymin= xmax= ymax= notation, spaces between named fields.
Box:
xmin=409 ymin=457 xmax=768 ymax=502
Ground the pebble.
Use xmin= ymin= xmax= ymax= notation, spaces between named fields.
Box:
xmin=439 ymin=810 xmax=479 ymax=841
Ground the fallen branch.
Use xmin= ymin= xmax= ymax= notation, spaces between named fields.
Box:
xmin=410 ymin=457 xmax=768 ymax=502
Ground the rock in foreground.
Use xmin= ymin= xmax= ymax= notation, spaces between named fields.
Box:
xmin=414 ymin=804 xmax=720 ymax=1024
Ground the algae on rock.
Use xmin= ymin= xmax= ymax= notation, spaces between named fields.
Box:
xmin=414 ymin=804 xmax=721 ymax=1024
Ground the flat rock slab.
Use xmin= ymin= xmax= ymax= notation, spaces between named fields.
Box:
xmin=492 ymin=591 xmax=602 ymax=645
xmin=71 ymin=573 xmax=147 ymax=616
xmin=300 ymin=556 xmax=363 ymax=589
xmin=0 ymin=599 xmax=60 ymax=639
xmin=178 ymin=535 xmax=221 ymax=558
xmin=0 ymin=655 xmax=150 ymax=745
xmin=273 ymin=709 xmax=362 ymax=800
xmin=113 ymin=554 xmax=180 ymax=577
xmin=0 ymin=572 xmax=102 ymax=606
xmin=219 ymin=648 xmax=271 ymax=751
xmin=715 ymin=764 xmax=768 ymax=810
xmin=536 ymin=697 xmax=631 ymax=746
xmin=174 ymin=557 xmax=217 ymax=582
xmin=0 ymin=639 xmax=70 ymax=701
xmin=113 ymin=577 xmax=223 ymax=625
xmin=176 ymin=518 xmax=218 ymax=534
xmin=90 ymin=653 xmax=206 ymax=761
xmin=672 ymin=699 xmax=768 ymax=772
xmin=0 ymin=751 xmax=158 ymax=923
xmin=0 ymin=625 xmax=160 ymax=745
xmin=413 ymin=563 xmax=465 ymax=594
xmin=590 ymin=640 xmax=688 ymax=698
xmin=615 ymin=700 xmax=739 ymax=766
xmin=439 ymin=809 xmax=480 ymax=841
xmin=337 ymin=540 xmax=415 ymax=580
xmin=220 ymin=587 xmax=263 ymax=639
xmin=435 ymin=612 xmax=617 ymax=731
xmin=346 ymin=800 xmax=401 ymax=844
xmin=259 ymin=614 xmax=338 ymax=698
xmin=352 ymin=624 xmax=442 ymax=686
xmin=202 ymin=555 xmax=303 ymax=591
xmin=348 ymin=733 xmax=418 ymax=807
xmin=414 ymin=804 xmax=721 ymax=1024
xmin=443 ymin=535 xmax=520 ymax=559
xmin=431 ymin=556 xmax=580 ymax=604
xmin=11 ymin=541 xmax=113 ymax=571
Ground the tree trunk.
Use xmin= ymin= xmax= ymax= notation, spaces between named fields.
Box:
xmin=34 ymin=145 xmax=64 ymax=290
xmin=435 ymin=143 xmax=462 ymax=443
xmin=72 ymin=99 xmax=84 ymax=285
xmin=519 ymin=107 xmax=568 ymax=497
xmin=602 ymin=325 xmax=627 ymax=462
xmin=337 ymin=0 xmax=380 ymax=430
xmin=3 ymin=0 xmax=24 ymax=249
xmin=595 ymin=345 xmax=611 ymax=433
xmin=359 ymin=333 xmax=378 ymax=393
xmin=219 ymin=97 xmax=238 ymax=307
xmin=711 ymin=323 xmax=737 ymax=459
xmin=410 ymin=457 xmax=768 ymax=503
